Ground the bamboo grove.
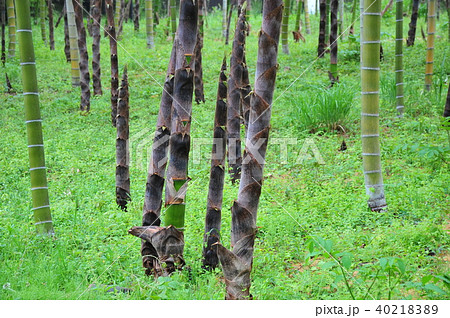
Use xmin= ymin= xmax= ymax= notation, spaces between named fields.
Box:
xmin=4 ymin=0 xmax=449 ymax=299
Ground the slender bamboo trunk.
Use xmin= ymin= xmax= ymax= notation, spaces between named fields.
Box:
xmin=361 ymin=0 xmax=386 ymax=211
xmin=447 ymin=0 xmax=450 ymax=41
xmin=6 ymin=0 xmax=15 ymax=58
xmin=73 ymin=0 xmax=91 ymax=112
xmin=194 ymin=0 xmax=205 ymax=103
xmin=66 ymin=0 xmax=80 ymax=86
xmin=407 ymin=0 xmax=419 ymax=46
xmin=106 ymin=0 xmax=119 ymax=126
xmin=1 ymin=0 xmax=5 ymax=65
xmin=395 ymin=0 xmax=404 ymax=116
xmin=293 ymin=0 xmax=304 ymax=41
xmin=92 ymin=0 xmax=102 ymax=95
xmin=318 ymin=0 xmax=326 ymax=57
xmin=87 ymin=0 xmax=93 ymax=36
xmin=134 ymin=0 xmax=140 ymax=31
xmin=146 ymin=0 xmax=154 ymax=48
xmin=170 ymin=0 xmax=177 ymax=39
xmin=16 ymin=0 xmax=54 ymax=235
xmin=216 ymin=0 xmax=283 ymax=300
xmin=281 ymin=0 xmax=291 ymax=54
xmin=304 ymin=0 xmax=311 ymax=34
xmin=222 ymin=0 xmax=228 ymax=38
xmin=115 ymin=0 xmax=121 ymax=38
xmin=116 ymin=67 xmax=130 ymax=210
xmin=424 ymin=0 xmax=436 ymax=91
xmin=141 ymin=40 xmax=177 ymax=276
xmin=224 ymin=1 xmax=233 ymax=45
xmin=349 ymin=0 xmax=357 ymax=34
xmin=329 ymin=0 xmax=338 ymax=84
xmin=325 ymin=0 xmax=330 ymax=44
xmin=47 ymin=0 xmax=54 ymax=50
xmin=63 ymin=5 xmax=70 ymax=62
xmin=203 ymin=57 xmax=227 ymax=270
xmin=39 ymin=0 xmax=46 ymax=44
xmin=338 ymin=0 xmax=343 ymax=37
xmin=227 ymin=6 xmax=247 ymax=184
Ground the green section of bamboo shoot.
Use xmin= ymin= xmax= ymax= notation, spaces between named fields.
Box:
xmin=170 ymin=0 xmax=177 ymax=39
xmin=39 ymin=0 xmax=46 ymax=44
xmin=360 ymin=0 xmax=386 ymax=211
xmin=66 ymin=0 xmax=80 ymax=87
xmin=395 ymin=0 xmax=404 ymax=116
xmin=6 ymin=0 xmax=15 ymax=58
xmin=281 ymin=0 xmax=291 ymax=54
xmin=350 ymin=0 xmax=357 ymax=34
xmin=16 ymin=0 xmax=54 ymax=235
xmin=164 ymin=180 xmax=186 ymax=229
xmin=304 ymin=0 xmax=311 ymax=34
xmin=424 ymin=0 xmax=436 ymax=91
xmin=146 ymin=0 xmax=154 ymax=48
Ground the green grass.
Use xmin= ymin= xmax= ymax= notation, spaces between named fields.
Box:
xmin=0 ymin=6 xmax=449 ymax=300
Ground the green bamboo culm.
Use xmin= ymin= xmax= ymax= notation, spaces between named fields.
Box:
xmin=360 ymin=0 xmax=387 ymax=211
xmin=304 ymin=0 xmax=311 ymax=34
xmin=329 ymin=0 xmax=338 ymax=84
xmin=16 ymin=0 xmax=54 ymax=235
xmin=146 ymin=0 xmax=154 ymax=48
xmin=170 ymin=0 xmax=177 ymax=39
xmin=395 ymin=0 xmax=404 ymax=116
xmin=325 ymin=0 xmax=330 ymax=44
xmin=281 ymin=0 xmax=291 ymax=54
xmin=424 ymin=0 xmax=436 ymax=91
xmin=6 ymin=0 xmax=15 ymax=58
xmin=39 ymin=0 xmax=46 ymax=44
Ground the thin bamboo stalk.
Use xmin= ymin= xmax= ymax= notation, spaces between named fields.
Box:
xmin=329 ymin=0 xmax=338 ymax=84
xmin=1 ymin=0 xmax=5 ymax=65
xmin=281 ymin=0 xmax=291 ymax=54
xmin=349 ymin=0 xmax=357 ymax=34
xmin=16 ymin=0 xmax=54 ymax=235
xmin=305 ymin=0 xmax=311 ymax=34
xmin=48 ymin=0 xmax=54 ymax=50
xmin=106 ymin=0 xmax=119 ymax=126
xmin=73 ymin=0 xmax=91 ymax=111
xmin=406 ymin=0 xmax=419 ymax=46
xmin=66 ymin=0 xmax=80 ymax=87
xmin=424 ymin=0 xmax=436 ymax=91
xmin=92 ymin=0 xmax=102 ymax=95
xmin=170 ymin=0 xmax=177 ymax=39
xmin=318 ymin=0 xmax=326 ymax=57
xmin=146 ymin=0 xmax=154 ymax=48
xmin=395 ymin=0 xmax=404 ymax=116
xmin=194 ymin=0 xmax=205 ymax=103
xmin=338 ymin=0 xmax=343 ymax=37
xmin=360 ymin=0 xmax=387 ymax=211
xmin=6 ymin=0 xmax=15 ymax=58
xmin=39 ymin=0 xmax=46 ymax=44
xmin=134 ymin=0 xmax=140 ymax=31
xmin=222 ymin=0 xmax=228 ymax=38
xmin=63 ymin=5 xmax=70 ymax=62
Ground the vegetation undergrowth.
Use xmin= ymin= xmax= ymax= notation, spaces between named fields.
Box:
xmin=0 ymin=3 xmax=449 ymax=300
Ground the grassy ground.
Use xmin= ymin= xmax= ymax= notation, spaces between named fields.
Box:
xmin=0 ymin=5 xmax=449 ymax=300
